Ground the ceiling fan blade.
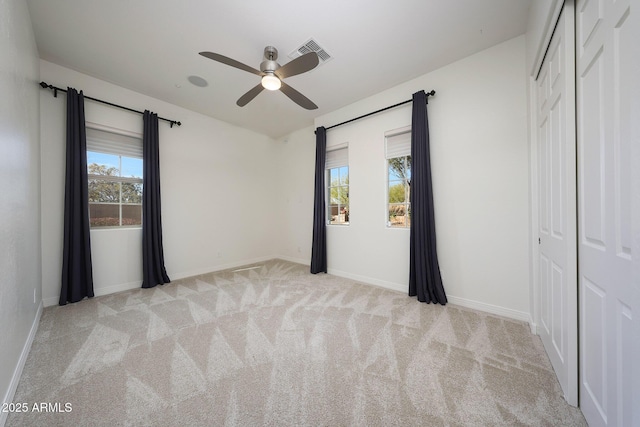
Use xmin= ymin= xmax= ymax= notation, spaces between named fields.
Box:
xmin=236 ymin=83 xmax=264 ymax=107
xmin=279 ymin=81 xmax=318 ymax=110
xmin=274 ymin=52 xmax=319 ymax=79
xmin=199 ymin=51 xmax=264 ymax=76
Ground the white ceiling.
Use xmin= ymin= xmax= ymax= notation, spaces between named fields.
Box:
xmin=26 ymin=0 xmax=531 ymax=139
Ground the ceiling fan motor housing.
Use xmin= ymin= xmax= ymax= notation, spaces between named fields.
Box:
xmin=261 ymin=46 xmax=280 ymax=73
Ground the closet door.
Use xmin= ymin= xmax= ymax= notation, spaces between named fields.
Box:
xmin=535 ymin=4 xmax=578 ymax=406
xmin=576 ymin=0 xmax=633 ymax=425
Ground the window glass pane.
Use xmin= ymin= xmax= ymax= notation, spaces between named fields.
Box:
xmin=121 ymin=156 xmax=143 ymax=179
xmin=329 ymin=204 xmax=339 ymax=224
xmin=87 ymin=151 xmax=120 ymax=176
xmin=88 ymin=180 xmax=120 ymax=203
xmin=339 ymin=166 xmax=349 ymax=185
xmin=121 ymin=182 xmax=143 ymax=203
xmin=387 ymin=155 xmax=411 ymax=228
xmin=89 ymin=203 xmax=120 ymax=227
xmin=329 ymin=168 xmax=340 ymax=185
xmin=339 ymin=186 xmax=349 ymax=205
xmin=122 ymin=204 xmax=142 ymax=226
xmin=87 ymin=150 xmax=143 ymax=229
xmin=388 ymin=156 xmax=410 ymax=182
xmin=330 ymin=205 xmax=349 ymax=224
xmin=330 ymin=189 xmax=340 ymax=205
xmin=389 ymin=181 xmax=405 ymax=203
xmin=388 ymin=164 xmax=402 ymax=181
xmin=389 ymin=204 xmax=407 ymax=227
xmin=327 ymin=165 xmax=349 ymax=225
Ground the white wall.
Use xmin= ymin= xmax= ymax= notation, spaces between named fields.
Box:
xmin=0 ymin=0 xmax=42 ymax=420
xmin=40 ymin=61 xmax=278 ymax=306
xmin=274 ymin=125 xmax=316 ymax=265
xmin=293 ymin=36 xmax=531 ymax=320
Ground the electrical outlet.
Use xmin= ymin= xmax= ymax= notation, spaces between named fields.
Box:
xmin=33 ymin=288 xmax=36 ymax=304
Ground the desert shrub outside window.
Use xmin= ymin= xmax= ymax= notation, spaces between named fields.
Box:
xmin=86 ymin=126 xmax=143 ymax=228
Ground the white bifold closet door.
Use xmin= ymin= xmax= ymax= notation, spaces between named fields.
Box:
xmin=576 ymin=0 xmax=633 ymax=425
xmin=536 ymin=3 xmax=579 ymax=407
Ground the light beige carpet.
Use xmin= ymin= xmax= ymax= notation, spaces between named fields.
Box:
xmin=8 ymin=259 xmax=586 ymax=426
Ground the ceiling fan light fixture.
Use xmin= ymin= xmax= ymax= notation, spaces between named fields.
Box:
xmin=261 ymin=74 xmax=281 ymax=91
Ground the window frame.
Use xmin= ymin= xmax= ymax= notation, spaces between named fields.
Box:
xmin=85 ymin=123 xmax=143 ymax=229
xmin=325 ymin=143 xmax=349 ymax=226
xmin=385 ymin=126 xmax=411 ymax=229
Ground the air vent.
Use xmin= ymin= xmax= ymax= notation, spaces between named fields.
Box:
xmin=288 ymin=38 xmax=332 ymax=65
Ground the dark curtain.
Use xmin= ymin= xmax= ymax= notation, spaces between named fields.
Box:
xmin=310 ymin=126 xmax=327 ymax=274
xmin=142 ymin=110 xmax=170 ymax=288
xmin=60 ymin=88 xmax=94 ymax=305
xmin=409 ymin=90 xmax=447 ymax=304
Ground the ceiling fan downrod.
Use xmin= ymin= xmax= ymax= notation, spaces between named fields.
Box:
xmin=260 ymin=46 xmax=280 ymax=73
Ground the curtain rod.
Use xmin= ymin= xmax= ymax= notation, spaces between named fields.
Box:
xmin=319 ymin=89 xmax=435 ymax=133
xmin=39 ymin=82 xmax=182 ymax=128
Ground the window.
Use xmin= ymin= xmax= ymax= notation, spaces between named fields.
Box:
xmin=386 ymin=127 xmax=411 ymax=228
xmin=326 ymin=145 xmax=349 ymax=225
xmin=86 ymin=127 xmax=143 ymax=228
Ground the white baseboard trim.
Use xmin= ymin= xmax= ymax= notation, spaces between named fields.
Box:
xmin=94 ymin=280 xmax=141 ymax=298
xmin=327 ymin=268 xmax=407 ymax=294
xmin=326 ymin=268 xmax=532 ymax=325
xmin=2 ymin=301 xmax=43 ymax=427
xmin=43 ymin=295 xmax=58 ymax=307
xmin=446 ymin=295 xmax=532 ymax=323
xmin=43 ymin=280 xmax=142 ymax=307
xmin=275 ymin=255 xmax=310 ymax=266
xmin=42 ymin=256 xmax=284 ymax=307
xmin=171 ymin=255 xmax=277 ymax=281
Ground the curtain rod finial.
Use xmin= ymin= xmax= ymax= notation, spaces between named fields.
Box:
xmin=39 ymin=81 xmax=48 ymax=88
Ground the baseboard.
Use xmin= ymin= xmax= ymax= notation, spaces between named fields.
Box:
xmin=275 ymin=255 xmax=310 ymax=266
xmin=446 ymin=295 xmax=532 ymax=323
xmin=327 ymin=268 xmax=407 ymax=294
xmin=43 ymin=280 xmax=142 ymax=307
xmin=43 ymin=295 xmax=58 ymax=307
xmin=94 ymin=280 xmax=141 ymax=297
xmin=165 ymin=255 xmax=278 ymax=281
xmin=42 ymin=256 xmax=285 ymax=307
xmin=1 ymin=301 xmax=43 ymax=427
xmin=326 ymin=268 xmax=532 ymax=325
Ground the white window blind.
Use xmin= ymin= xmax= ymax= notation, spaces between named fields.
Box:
xmin=385 ymin=128 xmax=411 ymax=159
xmin=86 ymin=127 xmax=143 ymax=158
xmin=325 ymin=145 xmax=348 ymax=169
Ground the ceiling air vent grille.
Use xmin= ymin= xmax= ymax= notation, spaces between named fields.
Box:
xmin=289 ymin=38 xmax=332 ymax=65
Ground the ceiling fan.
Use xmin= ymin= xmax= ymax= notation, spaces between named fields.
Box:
xmin=199 ymin=46 xmax=319 ymax=110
